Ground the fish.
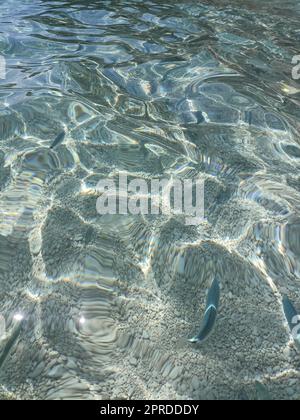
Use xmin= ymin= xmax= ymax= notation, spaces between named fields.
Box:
xmin=50 ymin=131 xmax=66 ymax=149
xmin=189 ymin=277 xmax=220 ymax=344
xmin=0 ymin=317 xmax=24 ymax=369
xmin=282 ymin=296 xmax=300 ymax=349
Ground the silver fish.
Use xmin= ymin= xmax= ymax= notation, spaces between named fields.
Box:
xmin=189 ymin=277 xmax=220 ymax=343
xmin=50 ymin=131 xmax=66 ymax=149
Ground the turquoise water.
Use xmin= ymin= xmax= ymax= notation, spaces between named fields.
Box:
xmin=0 ymin=0 xmax=300 ymax=400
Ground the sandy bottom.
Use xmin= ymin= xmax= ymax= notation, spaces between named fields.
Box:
xmin=0 ymin=156 xmax=300 ymax=400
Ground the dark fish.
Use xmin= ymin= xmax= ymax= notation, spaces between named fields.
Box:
xmin=189 ymin=277 xmax=220 ymax=343
xmin=282 ymin=296 xmax=300 ymax=348
xmin=50 ymin=131 xmax=66 ymax=149
xmin=0 ymin=318 xmax=24 ymax=369
xmin=283 ymin=296 xmax=298 ymax=330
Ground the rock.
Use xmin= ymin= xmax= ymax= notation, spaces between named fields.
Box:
xmin=162 ymin=361 xmax=173 ymax=378
xmin=29 ymin=362 xmax=45 ymax=379
xmin=129 ymin=357 xmax=138 ymax=367
xmin=180 ymin=383 xmax=187 ymax=393
xmin=47 ymin=365 xmax=66 ymax=379
xmin=142 ymin=331 xmax=149 ymax=340
xmin=169 ymin=366 xmax=182 ymax=380
xmin=191 ymin=376 xmax=200 ymax=391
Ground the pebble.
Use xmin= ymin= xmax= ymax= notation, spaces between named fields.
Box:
xmin=47 ymin=365 xmax=65 ymax=379
xmin=169 ymin=366 xmax=182 ymax=380
xmin=265 ymin=295 xmax=273 ymax=304
xmin=191 ymin=376 xmax=200 ymax=391
xmin=142 ymin=331 xmax=149 ymax=340
xmin=162 ymin=362 xmax=173 ymax=378
xmin=256 ymin=337 xmax=263 ymax=347
xmin=179 ymin=383 xmax=187 ymax=393
xmin=128 ymin=386 xmax=135 ymax=398
xmin=30 ymin=362 xmax=45 ymax=379
xmin=129 ymin=357 xmax=138 ymax=367
xmin=289 ymin=379 xmax=298 ymax=386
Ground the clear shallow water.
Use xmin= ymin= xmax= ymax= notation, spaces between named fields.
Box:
xmin=0 ymin=0 xmax=300 ymax=400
